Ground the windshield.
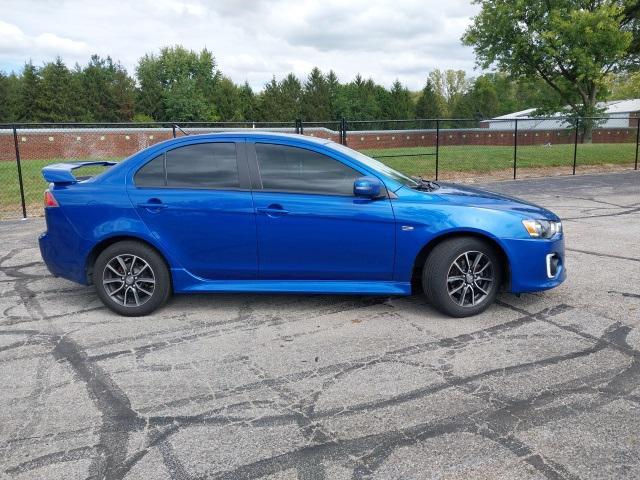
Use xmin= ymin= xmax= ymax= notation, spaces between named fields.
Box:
xmin=328 ymin=143 xmax=419 ymax=188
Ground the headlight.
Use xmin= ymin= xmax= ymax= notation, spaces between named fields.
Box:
xmin=522 ymin=219 xmax=562 ymax=238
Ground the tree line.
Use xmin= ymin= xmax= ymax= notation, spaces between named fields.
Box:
xmin=0 ymin=42 xmax=638 ymax=125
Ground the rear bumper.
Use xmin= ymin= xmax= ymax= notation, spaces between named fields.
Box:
xmin=502 ymin=235 xmax=566 ymax=293
xmin=38 ymin=208 xmax=89 ymax=285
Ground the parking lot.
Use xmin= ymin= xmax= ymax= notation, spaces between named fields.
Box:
xmin=1 ymin=171 xmax=639 ymax=479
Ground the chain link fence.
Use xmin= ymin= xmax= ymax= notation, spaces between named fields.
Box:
xmin=1 ymin=117 xmax=638 ymax=219
xmin=349 ymin=117 xmax=639 ymax=183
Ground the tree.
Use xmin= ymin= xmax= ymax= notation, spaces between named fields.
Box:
xmin=214 ymin=76 xmax=243 ymax=121
xmin=279 ymin=73 xmax=303 ymax=120
xmin=81 ymin=55 xmax=135 ymax=121
xmin=334 ymin=74 xmax=382 ymax=120
xmin=452 ymin=75 xmax=500 ymax=120
xmin=326 ymin=70 xmax=340 ymax=120
xmin=258 ymin=74 xmax=302 ymax=121
xmin=3 ymin=73 xmax=21 ymax=122
xmin=428 ymin=69 xmax=469 ymax=115
xmin=132 ymin=113 xmax=154 ymax=123
xmin=415 ymin=79 xmax=447 ymax=119
xmin=38 ymin=57 xmax=82 ymax=122
xmin=383 ymin=79 xmax=414 ymax=119
xmin=136 ymin=46 xmax=220 ymax=121
xmin=111 ymin=64 xmax=136 ymax=121
xmin=301 ymin=67 xmax=330 ymax=121
xmin=0 ymin=73 xmax=10 ymax=122
xmin=257 ymin=77 xmax=281 ymax=120
xmin=373 ymin=83 xmax=392 ymax=120
xmin=17 ymin=61 xmax=41 ymax=121
xmin=463 ymin=0 xmax=640 ymax=141
xmin=163 ymin=78 xmax=215 ymax=121
xmin=238 ymin=82 xmax=257 ymax=121
xmin=136 ymin=53 xmax=165 ymax=121
xmin=606 ymin=71 xmax=640 ymax=99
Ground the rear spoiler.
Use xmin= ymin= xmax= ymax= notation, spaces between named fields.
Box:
xmin=42 ymin=161 xmax=117 ymax=185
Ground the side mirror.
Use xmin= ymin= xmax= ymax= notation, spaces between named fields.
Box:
xmin=353 ymin=176 xmax=382 ymax=198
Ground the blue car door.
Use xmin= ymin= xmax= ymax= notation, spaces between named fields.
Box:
xmin=248 ymin=141 xmax=396 ymax=280
xmin=127 ymin=140 xmax=257 ymax=280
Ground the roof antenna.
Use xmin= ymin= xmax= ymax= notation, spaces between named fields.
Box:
xmin=173 ymin=124 xmax=189 ymax=136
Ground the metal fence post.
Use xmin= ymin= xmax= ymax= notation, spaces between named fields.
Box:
xmin=635 ymin=116 xmax=639 ymax=171
xmin=573 ymin=118 xmax=579 ymax=175
xmin=513 ymin=119 xmax=518 ymax=180
xmin=12 ymin=125 xmax=27 ymax=219
xmin=435 ymin=119 xmax=440 ymax=181
xmin=294 ymin=119 xmax=301 ymax=135
xmin=341 ymin=118 xmax=347 ymax=146
xmin=172 ymin=125 xmax=176 ymax=138
xmin=299 ymin=119 xmax=304 ymax=135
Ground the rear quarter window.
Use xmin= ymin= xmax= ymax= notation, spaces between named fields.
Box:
xmin=134 ymin=154 xmax=165 ymax=186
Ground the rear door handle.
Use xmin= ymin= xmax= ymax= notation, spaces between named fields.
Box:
xmin=137 ymin=200 xmax=168 ymax=211
xmin=256 ymin=204 xmax=289 ymax=216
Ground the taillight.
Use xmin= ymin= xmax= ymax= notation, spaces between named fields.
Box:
xmin=44 ymin=191 xmax=59 ymax=208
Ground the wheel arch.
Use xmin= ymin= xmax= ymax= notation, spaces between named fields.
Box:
xmin=85 ymin=235 xmax=172 ymax=286
xmin=411 ymin=230 xmax=511 ymax=293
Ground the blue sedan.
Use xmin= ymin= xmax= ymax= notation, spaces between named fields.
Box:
xmin=39 ymin=132 xmax=565 ymax=317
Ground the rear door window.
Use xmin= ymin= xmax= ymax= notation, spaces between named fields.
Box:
xmin=166 ymin=143 xmax=239 ymax=189
xmin=134 ymin=142 xmax=240 ymax=189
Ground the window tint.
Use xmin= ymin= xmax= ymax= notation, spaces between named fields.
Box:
xmin=166 ymin=143 xmax=239 ymax=188
xmin=255 ymin=143 xmax=360 ymax=195
xmin=134 ymin=154 xmax=165 ymax=187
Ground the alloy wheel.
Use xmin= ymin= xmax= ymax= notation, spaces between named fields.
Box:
xmin=102 ymin=254 xmax=156 ymax=307
xmin=446 ymin=251 xmax=494 ymax=307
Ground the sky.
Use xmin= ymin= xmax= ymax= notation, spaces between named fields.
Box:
xmin=0 ymin=0 xmax=481 ymax=91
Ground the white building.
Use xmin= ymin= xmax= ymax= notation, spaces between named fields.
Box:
xmin=482 ymin=99 xmax=640 ymax=130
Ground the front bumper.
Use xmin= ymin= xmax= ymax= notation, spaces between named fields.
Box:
xmin=501 ymin=234 xmax=566 ymax=293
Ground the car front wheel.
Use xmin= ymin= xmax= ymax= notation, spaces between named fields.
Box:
xmin=94 ymin=241 xmax=171 ymax=316
xmin=422 ymin=237 xmax=502 ymax=317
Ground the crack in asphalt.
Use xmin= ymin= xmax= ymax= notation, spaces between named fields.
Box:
xmin=567 ymin=248 xmax=640 ymax=263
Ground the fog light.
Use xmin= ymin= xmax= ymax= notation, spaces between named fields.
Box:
xmin=546 ymin=253 xmax=560 ymax=278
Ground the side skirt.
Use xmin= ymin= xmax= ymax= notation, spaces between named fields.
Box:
xmin=171 ymin=269 xmax=411 ymax=296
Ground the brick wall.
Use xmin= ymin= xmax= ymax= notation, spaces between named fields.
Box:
xmin=0 ymin=126 xmax=637 ymax=162
xmin=0 ymin=129 xmax=175 ymax=162
xmin=343 ymin=127 xmax=637 ymax=150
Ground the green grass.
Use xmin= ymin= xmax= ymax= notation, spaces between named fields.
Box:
xmin=0 ymin=142 xmax=637 ymax=218
xmin=361 ymin=143 xmax=638 ymax=177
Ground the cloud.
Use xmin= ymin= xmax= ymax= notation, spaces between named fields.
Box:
xmin=152 ymin=0 xmax=208 ymax=17
xmin=0 ymin=21 xmax=89 ymax=57
xmin=0 ymin=0 xmax=481 ymax=90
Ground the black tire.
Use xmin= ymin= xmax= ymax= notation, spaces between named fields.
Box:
xmin=422 ymin=237 xmax=502 ymax=318
xmin=94 ymin=241 xmax=171 ymax=316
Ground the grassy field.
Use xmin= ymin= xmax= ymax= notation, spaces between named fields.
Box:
xmin=361 ymin=142 xmax=638 ymax=177
xmin=0 ymin=142 xmax=637 ymax=218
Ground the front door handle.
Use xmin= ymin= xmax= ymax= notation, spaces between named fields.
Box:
xmin=256 ymin=204 xmax=289 ymax=216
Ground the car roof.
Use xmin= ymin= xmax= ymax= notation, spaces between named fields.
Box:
xmin=172 ymin=131 xmax=334 ymax=146
xmin=106 ymin=131 xmax=340 ymax=180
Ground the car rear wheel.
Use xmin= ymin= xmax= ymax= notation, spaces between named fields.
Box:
xmin=94 ymin=241 xmax=171 ymax=316
xmin=422 ymin=237 xmax=502 ymax=317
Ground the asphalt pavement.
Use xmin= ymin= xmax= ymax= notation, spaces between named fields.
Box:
xmin=1 ymin=170 xmax=639 ymax=479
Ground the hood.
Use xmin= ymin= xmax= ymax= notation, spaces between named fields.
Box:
xmin=432 ymin=182 xmax=559 ymax=220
